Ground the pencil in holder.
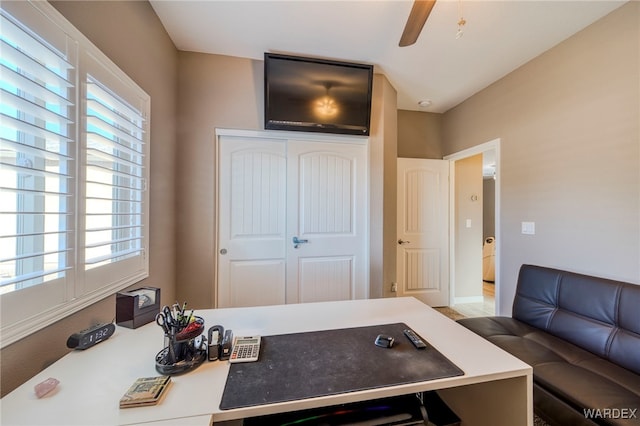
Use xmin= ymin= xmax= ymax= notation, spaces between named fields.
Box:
xmin=155 ymin=315 xmax=207 ymax=375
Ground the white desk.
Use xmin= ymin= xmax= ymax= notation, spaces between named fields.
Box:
xmin=1 ymin=297 xmax=533 ymax=426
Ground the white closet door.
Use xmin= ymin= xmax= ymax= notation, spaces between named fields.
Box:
xmin=217 ymin=136 xmax=287 ymax=308
xmin=218 ymin=134 xmax=368 ymax=308
xmin=286 ymin=140 xmax=368 ymax=304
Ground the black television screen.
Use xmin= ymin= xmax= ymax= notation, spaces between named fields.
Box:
xmin=264 ymin=53 xmax=373 ymax=136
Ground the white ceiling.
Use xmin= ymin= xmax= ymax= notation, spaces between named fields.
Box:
xmin=149 ymin=0 xmax=625 ymax=113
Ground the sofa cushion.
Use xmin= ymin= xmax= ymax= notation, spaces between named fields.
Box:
xmin=458 ymin=316 xmax=640 ymax=425
xmin=512 ymin=265 xmax=640 ymax=375
xmin=613 ymin=284 xmax=640 ymax=373
xmin=458 ymin=317 xmax=595 ymax=366
xmin=535 ymin=363 xmax=640 ymax=413
xmin=534 ymin=384 xmax=599 ymax=426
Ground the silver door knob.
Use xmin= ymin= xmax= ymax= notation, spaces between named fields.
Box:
xmin=293 ymin=236 xmax=309 ymax=249
xmin=398 ymin=239 xmax=411 ymax=245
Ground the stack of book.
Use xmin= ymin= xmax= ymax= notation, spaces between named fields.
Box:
xmin=119 ymin=376 xmax=171 ymax=408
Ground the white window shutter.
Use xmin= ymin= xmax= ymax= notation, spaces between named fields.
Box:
xmin=0 ymin=1 xmax=150 ymax=347
xmin=0 ymin=9 xmax=75 ymax=294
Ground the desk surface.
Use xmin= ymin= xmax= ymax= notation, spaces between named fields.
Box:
xmin=219 ymin=322 xmax=464 ymax=410
xmin=1 ymin=297 xmax=532 ymax=426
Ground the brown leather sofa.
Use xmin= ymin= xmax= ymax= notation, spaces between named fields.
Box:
xmin=457 ymin=264 xmax=640 ymax=426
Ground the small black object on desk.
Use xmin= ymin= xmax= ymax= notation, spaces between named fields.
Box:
xmin=404 ymin=328 xmax=428 ymax=349
xmin=208 ymin=325 xmax=224 ymax=361
xmin=219 ymin=329 xmax=233 ymax=360
xmin=67 ymin=323 xmax=115 ymax=350
xmin=374 ymin=334 xmax=394 ymax=348
xmin=116 ymin=287 xmax=160 ymax=329
xmin=154 ymin=304 xmax=207 ymax=375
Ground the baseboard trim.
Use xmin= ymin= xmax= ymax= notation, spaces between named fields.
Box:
xmin=454 ymin=296 xmax=484 ymax=304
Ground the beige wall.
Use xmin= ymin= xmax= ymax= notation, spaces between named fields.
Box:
xmin=175 ymin=52 xmax=397 ymax=305
xmin=397 ymin=110 xmax=443 ymax=159
xmin=483 ymin=178 xmax=496 ymax=240
xmin=369 ymin=75 xmax=398 ymax=298
xmin=175 ymin=52 xmax=262 ymax=307
xmin=454 ymin=155 xmax=484 ymax=300
xmin=1 ymin=1 xmax=178 ymax=397
xmin=442 ymin=2 xmax=640 ymax=314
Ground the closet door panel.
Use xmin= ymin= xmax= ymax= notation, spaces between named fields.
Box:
xmin=218 ymin=136 xmax=286 ymax=308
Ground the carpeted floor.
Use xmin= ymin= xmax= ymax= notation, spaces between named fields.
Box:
xmin=435 ymin=305 xmax=551 ymax=426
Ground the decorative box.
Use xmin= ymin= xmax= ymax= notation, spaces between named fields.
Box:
xmin=116 ymin=287 xmax=160 ymax=329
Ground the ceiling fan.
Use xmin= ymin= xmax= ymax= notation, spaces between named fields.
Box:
xmin=399 ymin=0 xmax=437 ymax=47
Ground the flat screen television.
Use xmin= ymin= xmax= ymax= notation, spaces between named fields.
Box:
xmin=264 ymin=53 xmax=373 ymax=136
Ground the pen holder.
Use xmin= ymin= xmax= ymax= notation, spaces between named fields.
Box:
xmin=155 ymin=316 xmax=207 ymax=375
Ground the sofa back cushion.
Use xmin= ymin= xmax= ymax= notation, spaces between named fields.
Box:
xmin=512 ymin=264 xmax=640 ymax=375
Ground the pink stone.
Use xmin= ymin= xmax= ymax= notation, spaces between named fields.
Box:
xmin=34 ymin=377 xmax=59 ymax=398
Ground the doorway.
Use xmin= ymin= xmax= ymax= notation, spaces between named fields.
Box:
xmin=444 ymin=139 xmax=500 ymax=316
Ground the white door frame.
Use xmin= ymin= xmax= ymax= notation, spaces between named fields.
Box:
xmin=214 ymin=128 xmax=370 ymax=308
xmin=444 ymin=138 xmax=501 ymax=314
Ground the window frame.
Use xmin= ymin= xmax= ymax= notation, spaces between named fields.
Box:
xmin=0 ymin=0 xmax=150 ymax=348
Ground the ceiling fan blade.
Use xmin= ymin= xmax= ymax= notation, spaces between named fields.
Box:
xmin=399 ymin=0 xmax=437 ymax=47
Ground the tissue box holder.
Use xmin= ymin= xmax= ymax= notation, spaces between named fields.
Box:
xmin=116 ymin=287 xmax=160 ymax=329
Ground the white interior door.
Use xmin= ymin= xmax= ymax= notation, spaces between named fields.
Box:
xmin=396 ymin=158 xmax=449 ymax=306
xmin=286 ymin=140 xmax=368 ymax=303
xmin=217 ymin=136 xmax=287 ymax=308
xmin=218 ymin=133 xmax=368 ymax=308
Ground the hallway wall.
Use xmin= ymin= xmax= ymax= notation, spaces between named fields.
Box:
xmin=442 ymin=3 xmax=640 ymax=314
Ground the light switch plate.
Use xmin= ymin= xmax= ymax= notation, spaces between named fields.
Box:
xmin=521 ymin=222 xmax=535 ymax=235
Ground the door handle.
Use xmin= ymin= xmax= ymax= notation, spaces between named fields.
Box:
xmin=293 ymin=236 xmax=309 ymax=249
xmin=398 ymin=239 xmax=411 ymax=245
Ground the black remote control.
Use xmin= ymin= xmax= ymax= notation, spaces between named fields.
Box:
xmin=403 ymin=328 xmax=427 ymax=349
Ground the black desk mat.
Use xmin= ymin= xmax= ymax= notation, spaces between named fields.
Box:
xmin=219 ymin=322 xmax=464 ymax=410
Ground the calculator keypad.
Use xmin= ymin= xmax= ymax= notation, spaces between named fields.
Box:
xmin=229 ymin=336 xmax=261 ymax=363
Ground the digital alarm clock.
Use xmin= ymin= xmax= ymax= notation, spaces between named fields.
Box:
xmin=66 ymin=323 xmax=116 ymax=350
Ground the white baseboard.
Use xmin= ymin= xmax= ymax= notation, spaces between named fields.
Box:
xmin=454 ymin=296 xmax=484 ymax=304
